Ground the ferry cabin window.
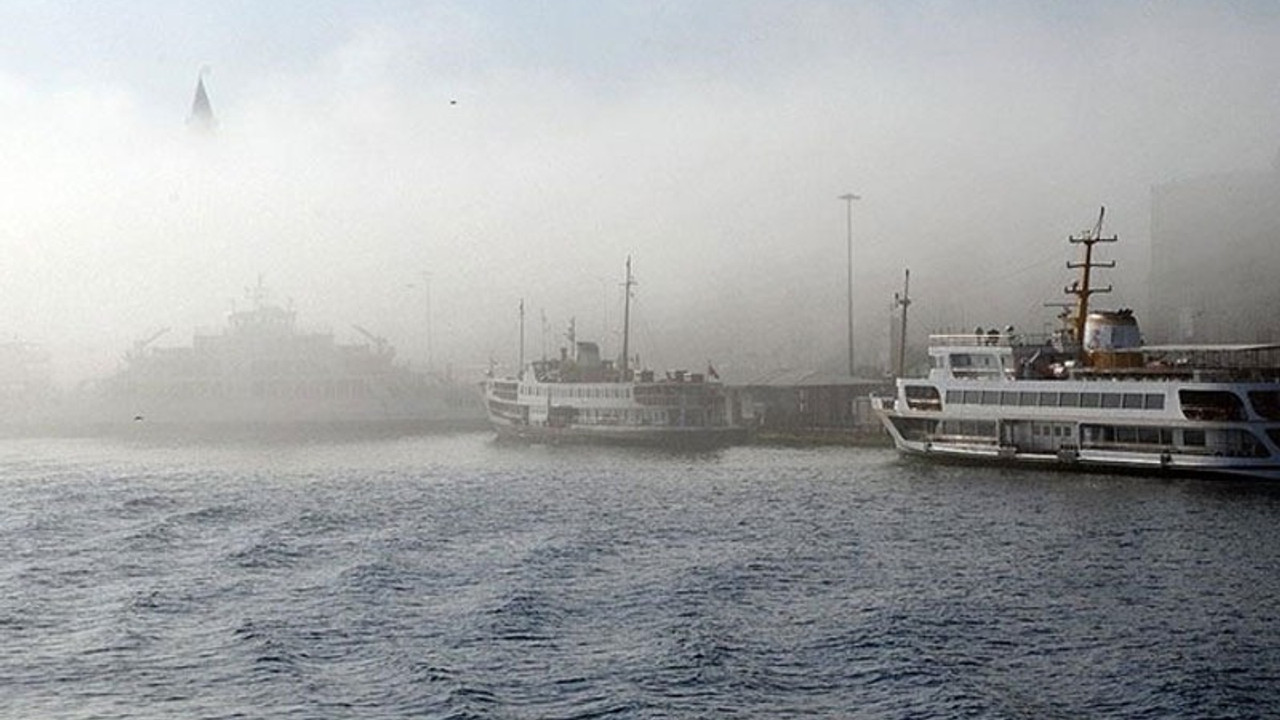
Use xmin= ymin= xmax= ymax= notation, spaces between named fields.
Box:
xmin=1227 ymin=429 xmax=1269 ymax=458
xmin=981 ymin=390 xmax=999 ymax=405
xmin=1081 ymin=425 xmax=1111 ymax=444
xmin=940 ymin=420 xmax=996 ymax=438
xmin=1019 ymin=391 xmax=1037 ymax=407
xmin=1122 ymin=393 xmax=1144 ymax=409
xmin=1000 ymin=390 xmax=1018 ymax=406
xmin=1059 ymin=392 xmax=1080 ymax=407
xmin=1183 ymin=429 xmax=1206 ymax=446
xmin=1179 ymin=390 xmax=1246 ymax=422
xmin=1101 ymin=393 xmax=1122 ymax=409
xmin=1080 ymin=392 xmax=1100 ymax=408
xmin=905 ymin=385 xmax=943 ymax=410
xmin=1038 ymin=391 xmax=1058 ymax=407
xmin=1144 ymin=394 xmax=1165 ymax=410
xmin=1081 ymin=424 xmax=1174 ymax=448
xmin=905 ymin=385 xmax=942 ymax=401
xmin=1249 ymin=391 xmax=1280 ymax=421
xmin=1136 ymin=427 xmax=1166 ymax=445
xmin=949 ymin=353 xmax=1001 ymax=374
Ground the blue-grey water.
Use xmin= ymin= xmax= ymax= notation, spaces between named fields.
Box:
xmin=3 ymin=432 xmax=1279 ymax=719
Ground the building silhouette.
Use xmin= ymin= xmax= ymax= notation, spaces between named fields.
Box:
xmin=1148 ymin=154 xmax=1280 ymax=343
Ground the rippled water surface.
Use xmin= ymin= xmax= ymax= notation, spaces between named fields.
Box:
xmin=3 ymin=432 xmax=1279 ymax=718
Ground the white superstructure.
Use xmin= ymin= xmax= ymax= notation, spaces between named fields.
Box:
xmin=874 ymin=210 xmax=1280 ymax=480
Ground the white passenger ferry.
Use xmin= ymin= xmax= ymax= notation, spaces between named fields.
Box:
xmin=874 ymin=211 xmax=1280 ymax=480
xmin=481 ymin=259 xmax=746 ymax=447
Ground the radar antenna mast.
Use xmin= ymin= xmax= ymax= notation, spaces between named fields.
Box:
xmin=1065 ymin=206 xmax=1117 ymax=360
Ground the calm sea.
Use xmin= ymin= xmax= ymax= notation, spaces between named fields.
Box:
xmin=2 ymin=431 xmax=1279 ymax=719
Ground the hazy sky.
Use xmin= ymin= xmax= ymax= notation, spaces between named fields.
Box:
xmin=2 ymin=1 xmax=1279 ymax=381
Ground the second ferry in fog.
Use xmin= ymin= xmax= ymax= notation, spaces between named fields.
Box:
xmin=480 ymin=258 xmax=746 ymax=448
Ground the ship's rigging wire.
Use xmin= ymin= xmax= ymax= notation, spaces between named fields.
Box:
xmin=939 ymin=242 xmax=1071 ymax=314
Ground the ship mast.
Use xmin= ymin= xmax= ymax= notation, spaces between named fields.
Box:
xmin=518 ymin=298 xmax=525 ymax=380
xmin=1065 ymin=207 xmax=1116 ymax=361
xmin=540 ymin=309 xmax=548 ymax=361
xmin=620 ymin=256 xmax=635 ymax=382
xmin=893 ymin=269 xmax=911 ymax=379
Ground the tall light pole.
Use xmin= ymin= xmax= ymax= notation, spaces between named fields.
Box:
xmin=421 ymin=271 xmax=433 ymax=374
xmin=839 ymin=193 xmax=861 ymax=376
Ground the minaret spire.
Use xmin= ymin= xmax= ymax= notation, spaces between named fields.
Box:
xmin=187 ymin=67 xmax=217 ymax=133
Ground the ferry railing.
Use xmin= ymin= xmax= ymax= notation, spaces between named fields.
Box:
xmin=929 ymin=333 xmax=1052 ymax=348
xmin=870 ymin=395 xmax=896 ymax=411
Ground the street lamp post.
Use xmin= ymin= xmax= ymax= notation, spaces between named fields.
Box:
xmin=422 ymin=271 xmax=433 ymax=374
xmin=838 ymin=193 xmax=861 ymax=377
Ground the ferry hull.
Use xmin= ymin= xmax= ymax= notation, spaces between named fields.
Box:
xmin=489 ymin=415 xmax=746 ymax=449
xmin=878 ymin=411 xmax=1280 ymax=482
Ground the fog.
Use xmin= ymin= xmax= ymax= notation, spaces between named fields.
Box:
xmin=2 ymin=2 xmax=1279 ymax=385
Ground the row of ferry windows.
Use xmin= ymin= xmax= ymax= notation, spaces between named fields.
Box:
xmin=521 ymin=385 xmax=632 ymax=399
xmin=944 ymin=389 xmax=1165 ymax=410
xmin=935 ymin=421 xmax=1268 ymax=457
xmin=578 ymin=408 xmax=666 ymax=424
